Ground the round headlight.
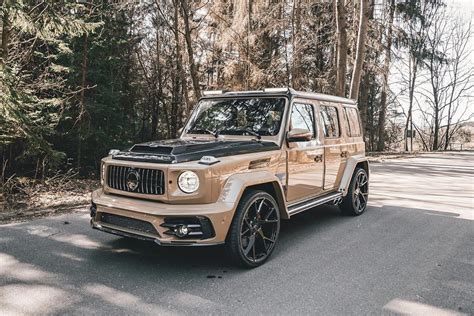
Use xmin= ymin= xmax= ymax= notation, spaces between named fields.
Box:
xmin=178 ymin=171 xmax=200 ymax=193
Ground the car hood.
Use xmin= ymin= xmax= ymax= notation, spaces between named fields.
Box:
xmin=111 ymin=138 xmax=280 ymax=164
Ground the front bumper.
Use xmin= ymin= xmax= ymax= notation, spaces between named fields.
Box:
xmin=91 ymin=189 xmax=235 ymax=246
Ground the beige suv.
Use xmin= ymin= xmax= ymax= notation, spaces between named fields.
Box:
xmin=90 ymin=88 xmax=369 ymax=268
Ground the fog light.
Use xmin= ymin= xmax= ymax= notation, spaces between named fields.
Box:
xmin=175 ymin=225 xmax=189 ymax=238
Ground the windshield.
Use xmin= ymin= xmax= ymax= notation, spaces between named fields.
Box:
xmin=184 ymin=97 xmax=286 ymax=137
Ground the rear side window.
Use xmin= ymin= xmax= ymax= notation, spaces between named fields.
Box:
xmin=291 ymin=103 xmax=315 ymax=138
xmin=344 ymin=107 xmax=362 ymax=137
xmin=320 ymin=106 xmax=340 ymax=138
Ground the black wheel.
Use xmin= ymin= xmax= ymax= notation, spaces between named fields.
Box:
xmin=225 ymin=190 xmax=280 ymax=268
xmin=339 ymin=168 xmax=369 ymax=216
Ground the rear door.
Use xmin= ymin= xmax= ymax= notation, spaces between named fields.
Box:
xmin=320 ymin=103 xmax=347 ymax=190
xmin=286 ymin=100 xmax=325 ymax=203
xmin=343 ymin=106 xmax=365 ymax=157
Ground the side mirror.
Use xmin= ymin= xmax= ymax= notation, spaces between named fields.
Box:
xmin=287 ymin=128 xmax=312 ymax=142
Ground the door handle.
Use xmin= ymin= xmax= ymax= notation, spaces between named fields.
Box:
xmin=314 ymin=154 xmax=323 ymax=163
xmin=340 ymin=151 xmax=348 ymax=158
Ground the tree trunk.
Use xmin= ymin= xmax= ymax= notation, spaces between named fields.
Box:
xmin=173 ymin=0 xmax=188 ymax=137
xmin=432 ymin=104 xmax=440 ymax=150
xmin=428 ymin=44 xmax=440 ymax=151
xmin=291 ymin=0 xmax=302 ymax=89
xmin=180 ymin=0 xmax=201 ymax=102
xmin=376 ymin=0 xmax=395 ymax=151
xmin=334 ymin=0 xmax=347 ymax=97
xmin=1 ymin=8 xmax=9 ymax=67
xmin=444 ymin=102 xmax=452 ymax=150
xmin=246 ymin=0 xmax=252 ymax=89
xmin=359 ymin=71 xmax=369 ymax=137
xmin=349 ymin=0 xmax=369 ymax=100
xmin=77 ymin=32 xmax=88 ymax=169
xmin=155 ymin=26 xmax=170 ymax=139
xmin=405 ymin=55 xmax=417 ymax=152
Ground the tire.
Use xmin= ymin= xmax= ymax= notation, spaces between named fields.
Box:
xmin=339 ymin=168 xmax=369 ymax=216
xmin=225 ymin=190 xmax=280 ymax=268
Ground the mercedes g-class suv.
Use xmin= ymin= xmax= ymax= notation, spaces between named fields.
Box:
xmin=90 ymin=88 xmax=369 ymax=268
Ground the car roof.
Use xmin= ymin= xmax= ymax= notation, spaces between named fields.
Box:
xmin=200 ymin=88 xmax=357 ymax=106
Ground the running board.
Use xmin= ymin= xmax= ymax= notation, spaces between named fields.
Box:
xmin=288 ymin=192 xmax=343 ymax=216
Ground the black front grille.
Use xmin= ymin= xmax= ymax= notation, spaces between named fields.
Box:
xmin=107 ymin=165 xmax=165 ymax=195
xmin=100 ymin=213 xmax=158 ymax=235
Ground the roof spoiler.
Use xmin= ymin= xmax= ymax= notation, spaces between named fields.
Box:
xmin=262 ymin=87 xmax=290 ymax=93
xmin=202 ymin=90 xmax=228 ymax=96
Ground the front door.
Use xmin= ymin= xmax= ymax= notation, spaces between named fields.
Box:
xmin=286 ymin=101 xmax=325 ymax=203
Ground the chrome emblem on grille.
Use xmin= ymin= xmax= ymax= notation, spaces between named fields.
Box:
xmin=126 ymin=169 xmax=140 ymax=191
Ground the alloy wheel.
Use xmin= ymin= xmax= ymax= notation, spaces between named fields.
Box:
xmin=352 ymin=171 xmax=369 ymax=213
xmin=240 ymin=197 xmax=279 ymax=263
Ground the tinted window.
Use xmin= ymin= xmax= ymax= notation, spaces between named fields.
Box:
xmin=320 ymin=106 xmax=340 ymax=138
xmin=185 ymin=98 xmax=285 ymax=136
xmin=344 ymin=107 xmax=361 ymax=136
xmin=290 ymin=103 xmax=315 ymax=138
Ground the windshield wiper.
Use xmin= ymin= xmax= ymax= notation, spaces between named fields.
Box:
xmin=187 ymin=128 xmax=219 ymax=138
xmin=244 ymin=128 xmax=262 ymax=140
xmin=218 ymin=128 xmax=261 ymax=140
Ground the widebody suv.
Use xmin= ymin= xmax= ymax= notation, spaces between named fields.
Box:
xmin=91 ymin=88 xmax=369 ymax=267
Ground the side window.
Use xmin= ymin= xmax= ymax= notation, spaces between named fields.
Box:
xmin=344 ymin=107 xmax=361 ymax=137
xmin=290 ymin=103 xmax=315 ymax=138
xmin=320 ymin=106 xmax=340 ymax=138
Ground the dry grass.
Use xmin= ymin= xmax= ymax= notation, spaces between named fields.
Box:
xmin=367 ymin=151 xmax=420 ymax=163
xmin=0 ymin=170 xmax=99 ymax=224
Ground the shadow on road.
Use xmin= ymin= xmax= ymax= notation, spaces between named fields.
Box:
xmin=1 ymin=151 xmax=473 ymax=314
xmin=1 ymin=202 xmax=472 ymax=315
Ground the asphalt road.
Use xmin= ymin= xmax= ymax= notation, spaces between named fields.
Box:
xmin=1 ymin=152 xmax=473 ymax=315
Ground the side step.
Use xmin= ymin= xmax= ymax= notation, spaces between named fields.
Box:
xmin=288 ymin=192 xmax=343 ymax=217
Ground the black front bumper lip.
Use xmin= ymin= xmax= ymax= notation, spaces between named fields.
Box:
xmin=91 ymin=220 xmax=224 ymax=247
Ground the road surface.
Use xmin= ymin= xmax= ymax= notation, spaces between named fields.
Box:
xmin=1 ymin=152 xmax=473 ymax=315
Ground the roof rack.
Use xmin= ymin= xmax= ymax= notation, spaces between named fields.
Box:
xmin=201 ymin=88 xmax=356 ymax=105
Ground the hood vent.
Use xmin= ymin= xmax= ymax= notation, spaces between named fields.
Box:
xmin=249 ymin=158 xmax=271 ymax=169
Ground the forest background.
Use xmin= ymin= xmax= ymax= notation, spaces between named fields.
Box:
xmin=1 ymin=0 xmax=473 ymax=200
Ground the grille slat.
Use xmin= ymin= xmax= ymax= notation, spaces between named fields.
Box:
xmin=121 ymin=166 xmax=126 ymax=191
xmin=116 ymin=166 xmax=120 ymax=191
xmin=113 ymin=166 xmax=117 ymax=190
xmin=112 ymin=166 xmax=115 ymax=188
xmin=116 ymin=166 xmax=120 ymax=190
xmin=145 ymin=169 xmax=149 ymax=194
xmin=140 ymin=168 xmax=145 ymax=193
xmin=159 ymin=168 xmax=163 ymax=190
xmin=106 ymin=165 xmax=165 ymax=195
xmin=119 ymin=166 xmax=124 ymax=191
xmin=154 ymin=170 xmax=158 ymax=194
xmin=149 ymin=169 xmax=153 ymax=194
xmin=110 ymin=166 xmax=114 ymax=189
xmin=152 ymin=170 xmax=155 ymax=194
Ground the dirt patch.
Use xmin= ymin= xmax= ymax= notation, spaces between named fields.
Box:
xmin=0 ymin=178 xmax=99 ymax=224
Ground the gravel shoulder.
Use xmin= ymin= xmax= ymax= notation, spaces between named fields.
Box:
xmin=0 ymin=179 xmax=98 ymax=224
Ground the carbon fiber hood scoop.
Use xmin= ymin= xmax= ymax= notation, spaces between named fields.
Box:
xmin=111 ymin=139 xmax=279 ymax=164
